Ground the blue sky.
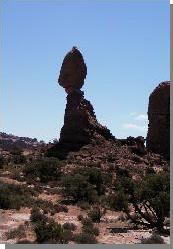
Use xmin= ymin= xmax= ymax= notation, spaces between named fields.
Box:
xmin=1 ymin=0 xmax=169 ymax=142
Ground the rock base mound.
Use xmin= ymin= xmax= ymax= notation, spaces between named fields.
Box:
xmin=47 ymin=90 xmax=116 ymax=159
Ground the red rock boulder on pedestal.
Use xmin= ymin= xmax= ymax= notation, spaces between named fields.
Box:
xmin=58 ymin=47 xmax=87 ymax=93
xmin=146 ymin=81 xmax=170 ymax=159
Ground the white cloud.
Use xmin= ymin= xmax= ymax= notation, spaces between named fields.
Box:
xmin=129 ymin=112 xmax=137 ymax=117
xmin=122 ymin=123 xmax=147 ymax=132
xmin=134 ymin=114 xmax=148 ymax=121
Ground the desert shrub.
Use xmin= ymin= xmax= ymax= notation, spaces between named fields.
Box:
xmin=110 ymin=172 xmax=170 ymax=232
xmin=109 ymin=191 xmax=129 ymax=211
xmin=118 ymin=212 xmax=128 ymax=222
xmin=34 ymin=219 xmax=64 ymax=243
xmin=141 ymin=233 xmax=165 ymax=244
xmin=10 ymin=147 xmax=23 ymax=156
xmin=164 ymin=217 xmax=170 ymax=228
xmin=145 ymin=167 xmax=155 ymax=175
xmin=0 ymin=155 xmax=5 ymax=168
xmin=116 ymin=167 xmax=130 ymax=178
xmin=54 ymin=203 xmax=68 ymax=213
xmin=5 ymin=225 xmax=26 ymax=240
xmin=61 ymin=229 xmax=73 ymax=243
xmin=17 ymin=240 xmax=33 ymax=244
xmin=25 ymin=157 xmax=63 ymax=183
xmin=87 ymin=206 xmax=105 ymax=223
xmin=61 ymin=173 xmax=98 ymax=203
xmin=30 ymin=208 xmax=73 ymax=244
xmin=77 ymin=214 xmax=83 ymax=221
xmin=11 ymin=154 xmax=26 ymax=164
xmin=77 ymin=201 xmax=91 ymax=210
xmin=73 ymin=217 xmax=99 ymax=243
xmin=30 ymin=207 xmax=47 ymax=223
xmin=84 ymin=168 xmax=105 ymax=195
xmin=73 ymin=232 xmax=97 ymax=244
xmin=63 ymin=222 xmax=76 ymax=231
xmin=81 ymin=217 xmax=99 ymax=236
xmin=0 ymin=183 xmax=35 ymax=210
xmin=32 ymin=199 xmax=68 ymax=216
xmin=61 ymin=167 xmax=110 ymax=204
xmin=33 ymin=199 xmax=54 ymax=214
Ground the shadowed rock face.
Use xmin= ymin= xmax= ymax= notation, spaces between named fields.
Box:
xmin=59 ymin=89 xmax=115 ymax=147
xmin=48 ymin=89 xmax=116 ymax=158
xmin=58 ymin=47 xmax=87 ymax=93
xmin=146 ymin=81 xmax=170 ymax=159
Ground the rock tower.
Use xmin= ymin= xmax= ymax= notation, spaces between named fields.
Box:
xmin=146 ymin=81 xmax=170 ymax=159
xmin=47 ymin=47 xmax=116 ymax=158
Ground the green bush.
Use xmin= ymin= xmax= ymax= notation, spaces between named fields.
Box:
xmin=30 ymin=208 xmax=73 ymax=244
xmin=61 ymin=173 xmax=98 ymax=203
xmin=141 ymin=233 xmax=165 ymax=244
xmin=54 ymin=203 xmax=68 ymax=213
xmin=116 ymin=168 xmax=130 ymax=178
xmin=109 ymin=191 xmax=129 ymax=211
xmin=11 ymin=154 xmax=26 ymax=164
xmin=81 ymin=217 xmax=99 ymax=236
xmin=74 ymin=216 xmax=99 ymax=243
xmin=25 ymin=157 xmax=63 ymax=183
xmin=0 ymin=155 xmax=5 ymax=168
xmin=10 ymin=147 xmax=23 ymax=156
xmin=61 ymin=167 xmax=110 ymax=204
xmin=87 ymin=206 xmax=105 ymax=223
xmin=77 ymin=201 xmax=90 ymax=210
xmin=34 ymin=219 xmax=64 ymax=243
xmin=110 ymin=172 xmax=170 ymax=232
xmin=62 ymin=222 xmax=76 ymax=231
xmin=0 ymin=183 xmax=35 ymax=210
xmin=30 ymin=207 xmax=47 ymax=223
xmin=77 ymin=214 xmax=83 ymax=221
xmin=5 ymin=225 xmax=26 ymax=240
xmin=73 ymin=232 xmax=97 ymax=244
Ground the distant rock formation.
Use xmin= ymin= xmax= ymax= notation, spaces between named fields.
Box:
xmin=119 ymin=136 xmax=146 ymax=156
xmin=0 ymin=132 xmax=42 ymax=152
xmin=146 ymin=81 xmax=170 ymax=159
xmin=47 ymin=47 xmax=116 ymax=158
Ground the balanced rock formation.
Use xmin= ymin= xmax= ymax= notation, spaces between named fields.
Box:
xmin=47 ymin=47 xmax=116 ymax=158
xmin=58 ymin=46 xmax=87 ymax=93
xmin=146 ymin=81 xmax=170 ymax=159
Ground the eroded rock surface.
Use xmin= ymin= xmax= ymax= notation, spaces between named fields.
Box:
xmin=146 ymin=81 xmax=170 ymax=159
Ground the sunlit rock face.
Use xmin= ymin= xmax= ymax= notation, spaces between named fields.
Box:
xmin=146 ymin=81 xmax=170 ymax=159
xmin=58 ymin=47 xmax=87 ymax=93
